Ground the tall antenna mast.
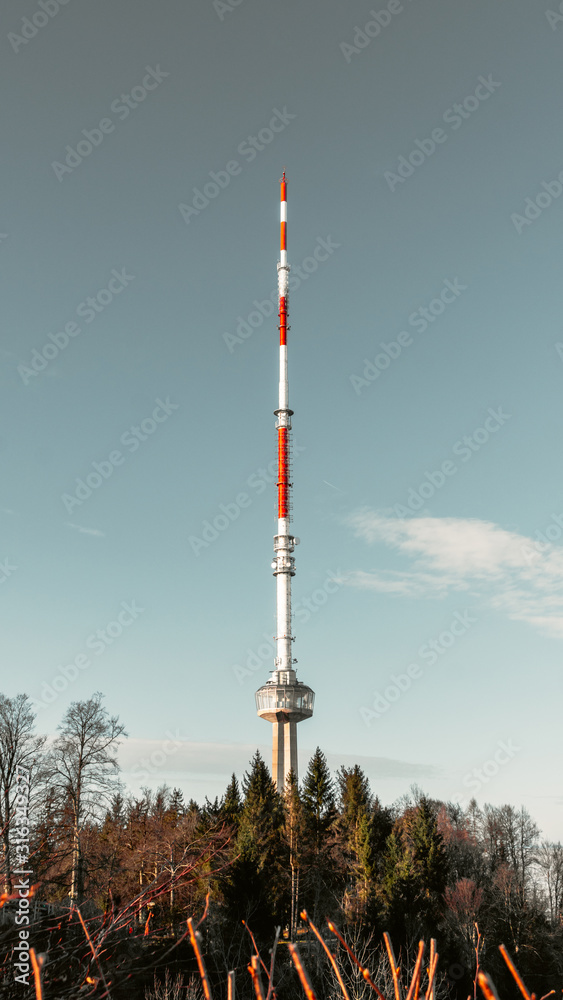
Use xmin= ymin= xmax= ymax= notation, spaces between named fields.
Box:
xmin=255 ymin=173 xmax=315 ymax=793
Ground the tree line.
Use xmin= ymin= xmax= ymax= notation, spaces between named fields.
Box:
xmin=0 ymin=690 xmax=561 ymax=1000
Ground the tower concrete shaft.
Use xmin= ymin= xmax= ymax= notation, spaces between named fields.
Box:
xmin=255 ymin=174 xmax=314 ymax=793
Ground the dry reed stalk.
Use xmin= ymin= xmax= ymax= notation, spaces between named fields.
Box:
xmin=326 ymin=920 xmax=387 ymax=1000
xmin=405 ymin=942 xmax=425 ymax=1000
xmin=264 ymin=926 xmax=280 ymax=1000
xmin=248 ymin=955 xmax=266 ymax=1000
xmin=75 ymin=905 xmax=112 ymax=998
xmin=384 ymin=932 xmax=403 ymax=1000
xmin=288 ymin=943 xmax=318 ymax=1000
xmin=473 ymin=924 xmax=482 ymax=1000
xmin=242 ymin=919 xmax=273 ymax=982
xmin=300 ymin=910 xmax=351 ymax=1000
xmin=29 ymin=948 xmax=45 ymax=1000
xmin=187 ymin=917 xmax=213 ymax=1000
xmin=498 ymin=946 xmax=534 ymax=1000
xmin=425 ymin=955 xmax=438 ymax=1000
xmin=425 ymin=941 xmax=438 ymax=1000
xmin=414 ymin=963 xmax=421 ymax=1000
xmin=196 ymin=893 xmax=210 ymax=928
xmin=477 ymin=971 xmax=501 ymax=1000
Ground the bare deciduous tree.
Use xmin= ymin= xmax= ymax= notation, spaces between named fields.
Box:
xmin=0 ymin=692 xmax=46 ymax=894
xmin=535 ymin=840 xmax=563 ymax=925
xmin=48 ymin=691 xmax=126 ymax=903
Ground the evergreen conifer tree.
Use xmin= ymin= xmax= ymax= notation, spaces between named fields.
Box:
xmin=221 ymin=773 xmax=242 ymax=825
xmin=337 ymin=765 xmax=372 ymax=839
xmin=298 ymin=750 xmax=342 ymax=925
xmin=238 ymin=751 xmax=281 ymax=842
xmin=168 ymin=788 xmax=185 ymax=823
xmin=223 ymin=752 xmax=284 ymax=939
xmin=382 ymin=797 xmax=448 ymax=944
xmin=302 ymin=748 xmax=336 ymax=849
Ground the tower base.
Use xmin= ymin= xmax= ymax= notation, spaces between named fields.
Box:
xmin=272 ymin=718 xmax=297 ymax=792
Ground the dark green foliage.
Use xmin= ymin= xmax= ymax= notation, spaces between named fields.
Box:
xmin=222 ymin=752 xmax=285 ymax=941
xmin=237 ymin=751 xmax=283 ymax=862
xmin=221 ymin=773 xmax=242 ymax=825
xmin=337 ymin=764 xmax=372 ymax=835
xmin=169 ymin=787 xmax=186 ymax=820
xmin=241 ymin=751 xmax=279 ymax=808
xmin=382 ymin=797 xmax=448 ymax=944
xmin=355 ymin=799 xmax=394 ymax=890
xmin=201 ymin=795 xmax=222 ymax=827
xmin=302 ymin=748 xmax=336 ymax=847
xmin=298 ymin=751 xmax=341 ymax=926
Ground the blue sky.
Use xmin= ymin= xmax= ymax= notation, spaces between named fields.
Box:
xmin=1 ymin=0 xmax=562 ymax=838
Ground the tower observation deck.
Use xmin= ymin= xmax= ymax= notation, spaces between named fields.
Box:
xmin=255 ymin=174 xmax=315 ymax=792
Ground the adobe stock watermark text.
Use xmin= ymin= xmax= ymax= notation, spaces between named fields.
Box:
xmin=32 ymin=600 xmax=145 ymax=710
xmin=384 ymin=75 xmax=501 ymax=192
xmin=52 ymin=67 xmax=170 ymax=181
xmin=350 ymin=277 xmax=467 ymax=394
xmin=178 ymin=107 xmax=296 ymax=224
xmin=61 ymin=398 xmax=179 ymax=513
xmin=18 ymin=268 xmax=135 ymax=385
xmin=8 ymin=0 xmax=74 ymax=53
xmin=360 ymin=610 xmax=477 ymax=726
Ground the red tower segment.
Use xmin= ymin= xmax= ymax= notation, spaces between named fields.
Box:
xmin=278 ymin=427 xmax=289 ymax=519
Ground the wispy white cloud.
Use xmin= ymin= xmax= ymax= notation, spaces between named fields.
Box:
xmin=67 ymin=522 xmax=106 ymax=537
xmin=346 ymin=510 xmax=563 ymax=637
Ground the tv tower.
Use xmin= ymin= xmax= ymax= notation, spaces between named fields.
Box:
xmin=255 ymin=174 xmax=315 ymax=793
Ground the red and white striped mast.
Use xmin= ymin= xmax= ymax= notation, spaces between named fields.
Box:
xmin=276 ymin=171 xmax=292 ymax=674
xmin=255 ymin=174 xmax=314 ymax=793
